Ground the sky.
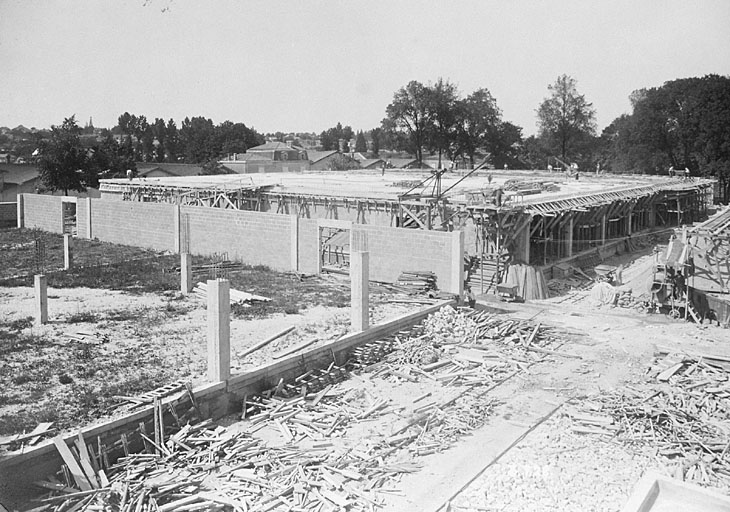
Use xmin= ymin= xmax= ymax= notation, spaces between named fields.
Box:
xmin=1 ymin=0 xmax=729 ymax=136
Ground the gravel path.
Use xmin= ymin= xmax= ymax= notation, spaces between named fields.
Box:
xmin=447 ymin=414 xmax=661 ymax=512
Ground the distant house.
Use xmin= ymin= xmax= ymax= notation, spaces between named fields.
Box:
xmin=0 ymin=164 xmax=101 ymax=201
xmin=220 ymin=141 xmax=309 ymax=173
xmin=136 ymin=163 xmax=207 ymax=178
xmin=0 ymin=153 xmax=11 ymax=164
xmin=0 ymin=164 xmax=42 ymax=201
xmin=308 ymin=150 xmax=340 ymax=170
xmin=388 ymin=158 xmax=422 ymax=169
xmin=352 ymin=153 xmax=385 ymax=170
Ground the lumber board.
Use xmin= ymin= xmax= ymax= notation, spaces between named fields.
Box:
xmin=52 ymin=436 xmax=93 ymax=491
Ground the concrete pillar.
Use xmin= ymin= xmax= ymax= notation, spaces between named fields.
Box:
xmin=174 ymin=205 xmax=181 ymax=253
xmin=63 ymin=234 xmax=73 ymax=270
xmin=627 ymin=208 xmax=633 ymax=235
xmin=290 ymin=215 xmax=299 ymax=272
xmin=180 ymin=253 xmax=193 ymax=295
xmin=207 ymin=279 xmax=230 ymax=382
xmin=16 ymin=193 xmax=24 ymax=228
xmin=565 ymin=217 xmax=574 ymax=258
xmin=34 ymin=274 xmax=48 ymax=326
xmin=601 ymin=214 xmax=607 ymax=245
xmin=451 ymin=229 xmax=464 ymax=296
xmin=350 ymin=251 xmax=369 ymax=332
xmin=85 ymin=198 xmax=92 ymax=239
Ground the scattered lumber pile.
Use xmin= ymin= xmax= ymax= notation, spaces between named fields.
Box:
xmin=34 ymin=306 xmax=573 ymax=511
xmin=569 ymin=351 xmax=730 ymax=490
xmin=115 ymin=380 xmax=189 ymax=409
xmin=0 ymin=422 xmax=54 ymax=449
xmin=192 ymin=281 xmax=271 ymax=306
xmin=396 ymin=270 xmax=437 ymax=294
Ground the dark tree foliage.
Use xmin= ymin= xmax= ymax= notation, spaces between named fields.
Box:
xmin=37 ymin=116 xmax=98 ymax=195
xmin=454 ymin=88 xmax=502 ymax=167
xmin=92 ymin=133 xmax=136 ymax=179
xmin=426 ymin=78 xmax=460 ymax=167
xmin=536 ymin=75 xmax=597 ymax=162
xmin=354 ymin=131 xmax=368 ymax=153
xmin=319 ymin=123 xmax=354 ymax=151
xmin=601 ymin=75 xmax=730 ymax=191
xmin=383 ymin=81 xmax=431 ymax=165
xmin=369 ymin=127 xmax=382 ymax=156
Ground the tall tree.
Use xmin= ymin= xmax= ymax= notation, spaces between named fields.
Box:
xmin=426 ymin=78 xmax=460 ymax=167
xmin=37 ymin=116 xmax=97 ymax=195
xmin=369 ymin=128 xmax=382 ymax=156
xmin=165 ymin=119 xmax=179 ymax=161
xmin=383 ymin=80 xmax=431 ymax=165
xmin=354 ymin=131 xmax=367 ymax=153
xmin=454 ymin=88 xmax=502 ymax=167
xmin=536 ymin=74 xmax=597 ymax=162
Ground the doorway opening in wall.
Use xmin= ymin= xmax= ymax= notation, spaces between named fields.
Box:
xmin=62 ymin=199 xmax=76 ymax=236
xmin=320 ymin=226 xmax=350 ymax=274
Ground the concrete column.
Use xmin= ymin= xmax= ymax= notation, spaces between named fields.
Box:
xmin=174 ymin=205 xmax=181 ymax=253
xmin=450 ymin=229 xmax=465 ymax=295
xmin=565 ymin=217 xmax=574 ymax=258
xmin=601 ymin=214 xmax=607 ymax=245
xmin=63 ymin=234 xmax=73 ymax=270
xmin=16 ymin=194 xmax=24 ymax=228
xmin=180 ymin=253 xmax=193 ymax=294
xmin=350 ymin=251 xmax=369 ymax=332
xmin=627 ymin=209 xmax=633 ymax=235
xmin=85 ymin=198 xmax=92 ymax=239
xmin=290 ymin=215 xmax=299 ymax=272
xmin=207 ymin=279 xmax=230 ymax=382
xmin=34 ymin=274 xmax=48 ymax=326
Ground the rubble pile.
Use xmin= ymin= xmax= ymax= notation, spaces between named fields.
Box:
xmin=569 ymin=352 xmax=730 ymax=490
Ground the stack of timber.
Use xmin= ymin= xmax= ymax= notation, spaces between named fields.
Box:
xmin=396 ymin=270 xmax=437 ymax=293
xmin=569 ymin=350 xmax=730 ymax=490
xmin=467 ymin=256 xmax=502 ymax=294
xmin=502 ymin=264 xmax=549 ymax=300
xmin=192 ymin=281 xmax=271 ymax=305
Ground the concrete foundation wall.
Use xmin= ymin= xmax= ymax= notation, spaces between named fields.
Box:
xmin=90 ymin=200 xmax=176 ymax=251
xmin=182 ymin=206 xmax=293 ymax=271
xmin=22 ymin=194 xmax=64 ymax=233
xmin=0 ymin=202 xmax=17 ymax=228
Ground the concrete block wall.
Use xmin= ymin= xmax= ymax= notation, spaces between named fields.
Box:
xmin=352 ymin=224 xmax=462 ymax=294
xmin=0 ymin=202 xmax=17 ymax=228
xmin=182 ymin=206 xmax=294 ymax=271
xmin=298 ymin=218 xmax=321 ymax=275
xmin=76 ymin=198 xmax=89 ymax=238
xmin=90 ymin=200 xmax=176 ymax=251
xmin=22 ymin=194 xmax=64 ymax=233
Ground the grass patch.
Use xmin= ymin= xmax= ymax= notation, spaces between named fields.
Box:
xmin=66 ymin=311 xmax=99 ymax=324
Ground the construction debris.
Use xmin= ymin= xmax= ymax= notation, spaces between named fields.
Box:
xmin=396 ymin=270 xmax=437 ymax=294
xmin=568 ymin=351 xmax=730 ymax=490
xmin=192 ymin=281 xmax=271 ymax=305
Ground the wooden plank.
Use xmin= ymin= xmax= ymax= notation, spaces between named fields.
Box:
xmin=240 ymin=326 xmax=296 ymax=358
xmin=73 ymin=433 xmax=99 ymax=489
xmin=52 ymin=436 xmax=93 ymax=491
xmin=272 ymin=338 xmax=318 ymax=360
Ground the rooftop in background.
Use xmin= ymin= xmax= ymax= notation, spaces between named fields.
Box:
xmin=99 ymin=169 xmax=714 ymax=209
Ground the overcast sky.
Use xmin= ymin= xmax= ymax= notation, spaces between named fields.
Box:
xmin=1 ymin=0 xmax=729 ymax=136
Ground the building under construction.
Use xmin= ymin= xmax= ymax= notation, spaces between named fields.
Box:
xmin=98 ymin=169 xmax=714 ymax=294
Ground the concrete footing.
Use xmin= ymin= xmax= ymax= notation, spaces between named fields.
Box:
xmin=207 ymin=279 xmax=230 ymax=382
xmin=34 ymin=274 xmax=48 ymax=325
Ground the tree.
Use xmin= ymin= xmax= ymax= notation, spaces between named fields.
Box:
xmin=369 ymin=128 xmax=382 ymax=156
xmin=426 ymin=78 xmax=460 ymax=167
xmin=179 ymin=116 xmax=217 ymax=163
xmin=37 ymin=116 xmax=98 ymax=195
xmin=91 ymin=133 xmax=136 ymax=179
xmin=383 ymin=81 xmax=431 ymax=165
xmin=454 ymin=88 xmax=502 ymax=167
xmin=319 ymin=123 xmax=354 ymax=151
xmin=354 ymin=131 xmax=368 ymax=153
xmin=536 ymin=75 xmax=597 ymax=162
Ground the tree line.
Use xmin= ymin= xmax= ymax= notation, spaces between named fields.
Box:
xmin=36 ymin=74 xmax=730 ymax=198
